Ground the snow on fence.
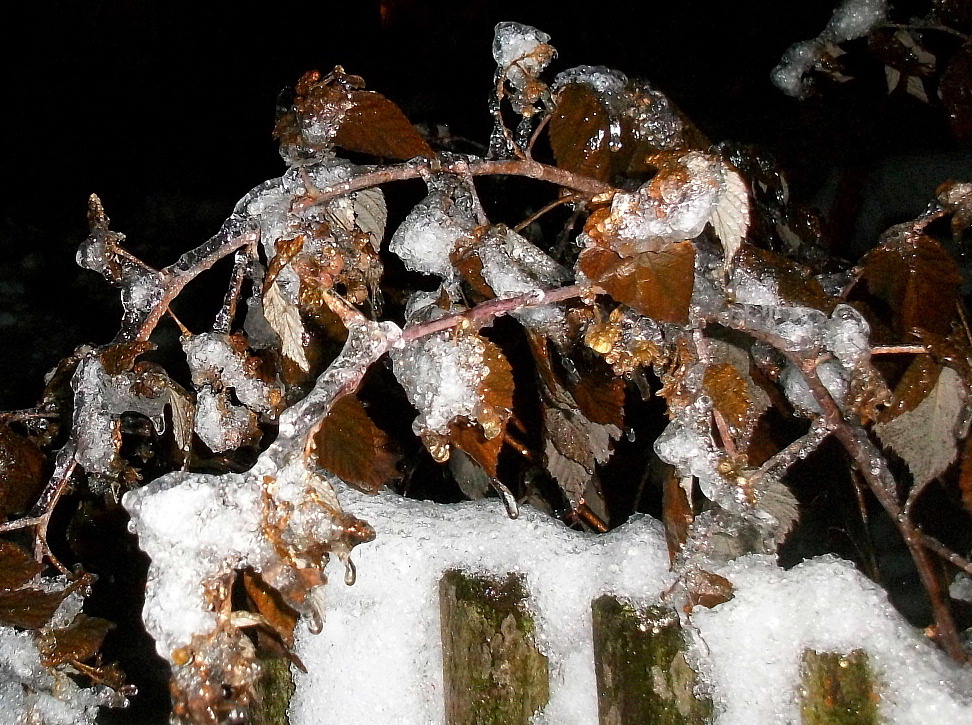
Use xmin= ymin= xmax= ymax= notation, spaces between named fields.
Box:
xmin=282 ymin=488 xmax=971 ymax=725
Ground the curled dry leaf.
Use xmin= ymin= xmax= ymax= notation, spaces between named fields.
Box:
xmin=263 ymin=282 xmax=311 ymax=372
xmin=312 ymin=394 xmax=401 ymax=494
xmin=875 ymin=365 xmax=970 ymax=489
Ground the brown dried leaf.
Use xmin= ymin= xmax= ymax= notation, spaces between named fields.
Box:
xmin=313 ymin=395 xmax=401 ymax=494
xmin=860 ymin=229 xmax=963 ymax=338
xmin=450 ymin=340 xmax=514 ymax=477
xmin=577 ymin=242 xmax=696 ymax=324
xmin=549 ymin=83 xmax=615 ymax=182
xmin=0 ymin=541 xmax=43 ymax=591
xmin=566 ymin=364 xmax=625 ymax=429
xmin=0 ymin=587 xmax=67 ymax=630
xmin=959 ymin=431 xmax=972 ymax=515
xmin=880 ymin=355 xmax=942 ymax=423
xmin=875 ymin=365 xmax=969 ymax=488
xmin=263 ymin=282 xmax=311 ymax=372
xmin=242 ymin=569 xmax=299 ymax=648
xmin=703 ymin=363 xmax=751 ymax=434
xmin=662 ymin=467 xmax=693 ymax=563
xmin=40 ymin=615 xmax=113 ymax=667
xmin=0 ymin=424 xmax=46 ymax=519
xmin=686 ymin=569 xmax=735 ymax=610
xmin=335 ymin=90 xmax=435 ymax=160
xmin=733 ymin=245 xmax=835 ymax=312
xmin=940 ymin=42 xmax=972 ymax=141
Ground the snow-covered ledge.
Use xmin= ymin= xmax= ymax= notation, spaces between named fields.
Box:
xmin=289 ymin=488 xmax=971 ymax=725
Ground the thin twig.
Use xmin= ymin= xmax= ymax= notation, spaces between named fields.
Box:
xmin=514 ymin=194 xmax=576 ymax=233
xmin=298 ymin=158 xmax=614 ymax=212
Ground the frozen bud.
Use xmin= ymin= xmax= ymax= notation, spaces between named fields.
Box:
xmin=492 ymin=22 xmax=555 ymax=90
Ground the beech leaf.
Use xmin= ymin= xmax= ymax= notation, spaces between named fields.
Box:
xmin=860 ymin=229 xmax=963 ymax=338
xmin=41 ymin=615 xmax=113 ymax=667
xmin=549 ymin=83 xmax=615 ymax=182
xmin=875 ymin=365 xmax=969 ymax=488
xmin=703 ymin=362 xmax=751 ymax=435
xmin=578 ymin=242 xmax=696 ymax=324
xmin=335 ymin=90 xmax=435 ymax=160
xmin=449 ymin=339 xmax=514 ymax=477
xmin=263 ymin=282 xmax=311 ymax=372
xmin=0 ymin=587 xmax=67 ymax=630
xmin=313 ymin=395 xmax=401 ymax=494
xmin=0 ymin=541 xmax=44 ymax=591
xmin=0 ymin=424 xmax=46 ymax=519
xmin=710 ymin=166 xmax=750 ymax=270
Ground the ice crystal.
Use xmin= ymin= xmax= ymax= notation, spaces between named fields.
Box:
xmin=492 ymin=22 xmax=554 ymax=90
xmin=388 ymin=177 xmax=477 ymax=279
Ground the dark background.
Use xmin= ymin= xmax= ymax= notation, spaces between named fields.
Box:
xmin=1 ymin=0 xmax=967 ymax=410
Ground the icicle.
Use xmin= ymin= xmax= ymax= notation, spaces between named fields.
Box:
xmin=344 ymin=558 xmax=357 ymax=587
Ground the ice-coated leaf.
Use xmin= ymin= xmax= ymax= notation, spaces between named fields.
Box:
xmin=731 ymin=244 xmax=835 ymax=312
xmin=0 ymin=541 xmax=44 ymax=591
xmin=449 ymin=339 xmax=514 ymax=477
xmin=313 ymin=395 xmax=401 ymax=494
xmin=263 ymin=281 xmax=310 ymax=372
xmin=577 ymin=242 xmax=696 ymax=324
xmin=880 ymin=353 xmax=941 ymax=422
xmin=0 ymin=423 xmax=46 ymax=519
xmin=352 ymin=186 xmax=388 ymax=251
xmin=492 ymin=22 xmax=555 ymax=90
xmin=335 ymin=90 xmax=435 ymax=160
xmin=242 ymin=569 xmax=299 ymax=648
xmin=389 ymin=177 xmax=477 ymax=278
xmin=0 ymin=587 xmax=68 ymax=630
xmin=875 ymin=365 xmax=969 ymax=487
xmin=860 ymin=227 xmax=963 ymax=338
xmin=711 ymin=166 xmax=750 ymax=271
xmin=703 ymin=362 xmax=751 ymax=435
xmin=40 ymin=615 xmax=113 ymax=668
xmin=549 ymin=82 xmax=617 ymax=182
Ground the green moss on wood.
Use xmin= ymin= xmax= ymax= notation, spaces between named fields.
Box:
xmin=439 ymin=569 xmax=549 ymax=725
xmin=800 ymin=649 xmax=880 ymax=725
xmin=251 ymin=656 xmax=295 ymax=725
xmin=592 ymin=596 xmax=712 ymax=725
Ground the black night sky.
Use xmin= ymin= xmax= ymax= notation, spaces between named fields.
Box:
xmin=0 ymin=0 xmax=966 ymax=408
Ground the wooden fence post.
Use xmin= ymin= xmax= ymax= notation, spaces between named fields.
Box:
xmin=439 ymin=570 xmax=549 ymax=725
xmin=591 ymin=596 xmax=713 ymax=725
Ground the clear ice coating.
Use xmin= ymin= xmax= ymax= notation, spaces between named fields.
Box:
xmin=476 ymin=225 xmax=571 ymax=341
xmin=604 ymin=152 xmax=729 ymax=252
xmin=390 ymin=306 xmax=487 ymax=437
xmin=772 ymin=0 xmax=888 ymax=97
xmin=552 ymin=65 xmax=629 ymax=151
xmin=492 ymin=22 xmax=554 ymax=90
xmin=71 ymin=354 xmax=192 ymax=475
xmin=0 ymin=626 xmax=123 ymax=725
xmin=388 ymin=176 xmax=478 ymax=279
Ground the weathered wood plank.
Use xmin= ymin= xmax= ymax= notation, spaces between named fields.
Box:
xmin=800 ymin=649 xmax=879 ymax=725
xmin=439 ymin=569 xmax=549 ymax=725
xmin=592 ymin=596 xmax=712 ymax=725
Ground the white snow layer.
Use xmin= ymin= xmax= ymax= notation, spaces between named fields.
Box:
xmin=0 ymin=627 xmax=118 ymax=725
xmin=289 ymin=489 xmax=972 ymax=725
